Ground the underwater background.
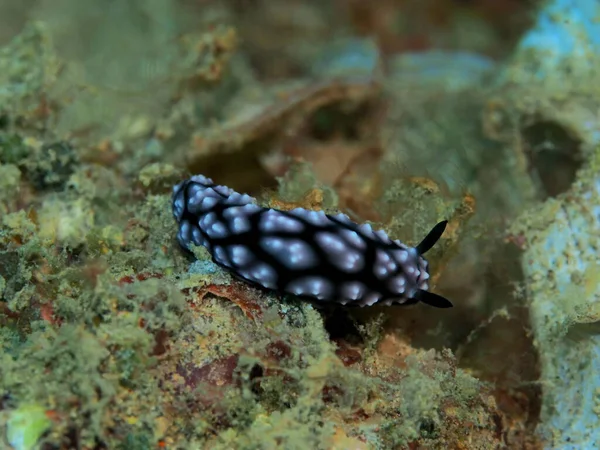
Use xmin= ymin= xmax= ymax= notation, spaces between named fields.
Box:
xmin=1 ymin=0 xmax=599 ymax=448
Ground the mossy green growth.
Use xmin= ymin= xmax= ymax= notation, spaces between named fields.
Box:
xmin=275 ymin=161 xmax=339 ymax=209
xmin=5 ymin=404 xmax=52 ymax=450
xmin=0 ymin=22 xmax=58 ymax=111
xmin=379 ymin=177 xmax=453 ymax=243
xmin=116 ymin=432 xmax=153 ymax=450
xmin=0 ymin=163 xmax=21 ymax=213
xmin=0 ymin=134 xmax=30 ymax=166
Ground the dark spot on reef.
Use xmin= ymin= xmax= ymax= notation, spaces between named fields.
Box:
xmin=309 ymin=101 xmax=373 ymax=141
xmin=27 ymin=141 xmax=80 ymax=191
xmin=419 ymin=417 xmax=438 ymax=438
xmin=521 ymin=120 xmax=583 ymax=199
xmin=0 ymin=112 xmax=9 ymax=129
xmin=322 ymin=306 xmax=363 ymax=344
xmin=248 ymin=363 xmax=264 ymax=396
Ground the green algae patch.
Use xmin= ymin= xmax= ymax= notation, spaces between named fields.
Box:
xmin=0 ymin=164 xmax=21 ymax=214
xmin=4 ymin=404 xmax=52 ymax=450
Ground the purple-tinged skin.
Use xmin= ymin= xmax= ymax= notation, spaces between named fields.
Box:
xmin=172 ymin=175 xmax=452 ymax=308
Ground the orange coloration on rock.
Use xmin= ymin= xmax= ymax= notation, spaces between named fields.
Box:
xmin=198 ymin=283 xmax=264 ymax=321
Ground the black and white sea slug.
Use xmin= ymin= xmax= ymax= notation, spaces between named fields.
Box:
xmin=172 ymin=175 xmax=452 ymax=308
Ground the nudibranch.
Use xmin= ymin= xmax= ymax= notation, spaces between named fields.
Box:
xmin=172 ymin=175 xmax=452 ymax=308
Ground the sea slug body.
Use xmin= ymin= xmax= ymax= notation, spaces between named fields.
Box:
xmin=172 ymin=175 xmax=452 ymax=308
